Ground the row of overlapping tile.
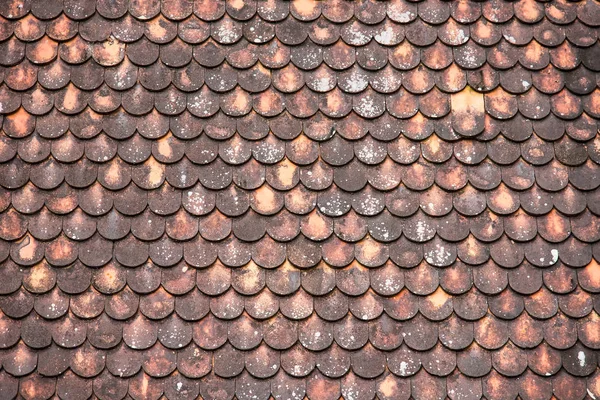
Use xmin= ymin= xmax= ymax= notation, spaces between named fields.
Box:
xmin=0 ymin=27 xmax=599 ymax=71
xmin=1 ymin=288 xmax=599 ymax=344
xmin=2 ymin=127 xmax=599 ymax=169
xmin=0 ymin=108 xmax=598 ymax=184
xmin=3 ymin=252 xmax=600 ymax=297
xmin=1 ymin=113 xmax=598 ymax=162
xmin=0 ymin=50 xmax=598 ymax=93
xmin=0 ymin=281 xmax=599 ymax=400
xmin=0 ymin=5 xmax=600 ymax=53
xmin=1 ymin=33 xmax=599 ymax=139
xmin=0 ymin=3 xmax=599 ymax=138
xmin=0 ymin=155 xmax=597 ymax=197
xmin=1 ymin=84 xmax=599 ymax=132
xmin=1 ymin=369 xmax=597 ymax=400
xmin=1 ymin=45 xmax=599 ymax=106
xmin=1 ymin=63 xmax=599 ymax=106
xmin=0 ymin=221 xmax=599 ymax=279
xmin=0 ymin=0 xmax=598 ymax=25
xmin=0 ymin=140 xmax=598 ymax=190
xmin=1 ymin=288 xmax=597 ymax=353
xmin=5 ymin=4 xmax=597 ymax=56
xmin=1 ymin=183 xmax=599 ymax=239
xmin=0 ymin=258 xmax=599 ymax=395
xmin=1 ymin=143 xmax=598 ymax=193
xmin=0 ymin=313 xmax=599 ymax=377
xmin=1 ymin=39 xmax=599 ymax=82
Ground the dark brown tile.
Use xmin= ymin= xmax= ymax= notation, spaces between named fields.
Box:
xmin=142 ymin=342 xmax=176 ymax=378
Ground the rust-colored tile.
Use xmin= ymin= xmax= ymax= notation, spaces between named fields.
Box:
xmin=577 ymin=0 xmax=600 ymax=25
xmin=545 ymin=0 xmax=576 ymax=23
xmin=285 ymin=87 xmax=319 ymax=120
xmin=550 ymin=371 xmax=586 ymax=400
xmin=514 ymin=0 xmax=544 ymax=23
xmin=388 ymin=40 xmax=418 ymax=71
xmin=26 ymin=36 xmax=57 ymax=65
xmin=453 ymin=41 xmax=486 ymax=70
xmin=156 ymin=313 xmax=192 ymax=349
xmin=543 ymin=311 xmax=578 ymax=352
xmin=558 ymin=284 xmax=593 ymax=318
xmin=533 ymin=22 xmax=564 ymax=52
xmin=245 ymin=289 xmax=278 ymax=320
xmin=268 ymin=274 xmax=307 ymax=315
xmin=386 ymin=345 xmax=420 ymax=380
xmin=305 ymin=370 xmax=339 ymax=400
xmin=297 ymin=315 xmax=333 ymax=352
xmin=282 ymin=349 xmax=315 ymax=385
xmin=315 ymin=88 xmax=350 ymax=121
xmin=0 ymin=37 xmax=24 ymax=75
xmin=435 ymin=210 xmax=468 ymax=245
xmin=537 ymin=209 xmax=570 ymax=243
xmin=420 ymin=343 xmax=455 ymax=379
xmin=482 ymin=370 xmax=517 ymax=400
xmin=403 ymin=261 xmax=438 ymax=297
xmin=4 ymin=60 xmax=36 ymax=92
xmin=485 ymin=88 xmax=517 ymax=122
xmin=470 ymin=19 xmax=500 ymax=48
xmin=10 ymin=231 xmax=45 ymax=266
xmin=248 ymin=89 xmax=282 ymax=119
xmin=260 ymin=208 xmax=298 ymax=243
xmin=142 ymin=342 xmax=177 ymax=378
xmin=0 ymin=260 xmax=22 ymax=298
xmin=419 ymin=287 xmax=452 ymax=322
xmin=230 ymin=259 xmax=264 ymax=295
xmin=451 ymin=86 xmax=485 ymax=137
xmin=19 ymin=374 xmax=55 ymax=400
xmin=439 ymin=19 xmax=470 ymax=47
xmin=0 ymin=202 xmax=29 ymax=239
xmin=288 ymin=0 xmax=319 ymax=21
xmin=355 ymin=41 xmax=386 ymax=72
xmin=13 ymin=13 xmax=43 ymax=41
xmin=492 ymin=42 xmax=521 ymax=73
xmin=551 ymin=88 xmax=583 ymax=120
xmin=0 ymin=15 xmax=13 ymax=44
xmin=451 ymin=0 xmax=479 ymax=22
xmin=550 ymin=40 xmax=580 ymax=71
xmin=227 ymin=313 xmax=263 ymax=353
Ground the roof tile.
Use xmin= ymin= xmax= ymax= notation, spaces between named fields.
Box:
xmin=0 ymin=2 xmax=597 ymax=396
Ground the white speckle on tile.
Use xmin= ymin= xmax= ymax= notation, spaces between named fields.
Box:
xmin=550 ymin=249 xmax=559 ymax=265
xmin=578 ymin=351 xmax=586 ymax=367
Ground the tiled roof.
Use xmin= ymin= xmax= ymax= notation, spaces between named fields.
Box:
xmin=0 ymin=0 xmax=599 ymax=399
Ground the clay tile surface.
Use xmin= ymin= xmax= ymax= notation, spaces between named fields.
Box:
xmin=0 ymin=0 xmax=599 ymax=398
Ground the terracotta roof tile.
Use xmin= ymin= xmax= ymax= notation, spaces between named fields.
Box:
xmin=0 ymin=0 xmax=598 ymax=397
